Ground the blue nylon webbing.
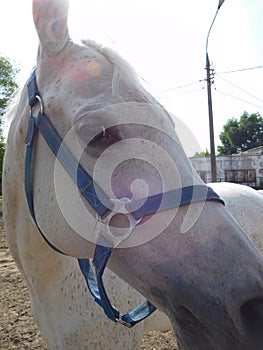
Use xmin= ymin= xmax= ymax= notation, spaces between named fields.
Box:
xmin=24 ymin=110 xmax=157 ymax=327
xmin=35 ymin=112 xmax=113 ymax=217
xmin=78 ymin=235 xmax=157 ymax=326
xmin=25 ymin=69 xmax=157 ymax=327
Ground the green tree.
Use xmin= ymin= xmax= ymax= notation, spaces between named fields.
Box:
xmin=218 ymin=112 xmax=263 ymax=155
xmin=0 ymin=55 xmax=19 ymax=121
xmin=0 ymin=56 xmax=19 ymax=184
xmin=193 ymin=149 xmax=211 ymax=157
xmin=0 ymin=136 xmax=5 ymax=179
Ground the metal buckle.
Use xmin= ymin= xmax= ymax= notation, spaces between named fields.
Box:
xmin=115 ymin=314 xmax=132 ymax=328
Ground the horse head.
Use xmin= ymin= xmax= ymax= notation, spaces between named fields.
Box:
xmin=3 ymin=1 xmax=263 ymax=349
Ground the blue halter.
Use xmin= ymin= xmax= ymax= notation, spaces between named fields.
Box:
xmin=25 ymin=68 xmax=224 ymax=327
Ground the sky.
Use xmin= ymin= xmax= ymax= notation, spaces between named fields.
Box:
xmin=0 ymin=0 xmax=262 ymax=155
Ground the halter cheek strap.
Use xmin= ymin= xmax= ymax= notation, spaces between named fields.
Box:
xmin=24 ymin=109 xmax=157 ymax=327
xmin=25 ymin=68 xmax=224 ymax=328
xmin=25 ymin=68 xmax=158 ymax=327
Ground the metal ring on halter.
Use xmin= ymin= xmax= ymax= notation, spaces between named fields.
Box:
xmin=30 ymin=95 xmax=44 ymax=116
xmin=96 ymin=198 xmax=142 ymax=247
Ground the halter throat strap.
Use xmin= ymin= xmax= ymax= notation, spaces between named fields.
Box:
xmin=25 ymin=68 xmax=224 ymax=328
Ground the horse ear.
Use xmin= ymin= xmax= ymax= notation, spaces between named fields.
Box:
xmin=33 ymin=0 xmax=70 ymax=55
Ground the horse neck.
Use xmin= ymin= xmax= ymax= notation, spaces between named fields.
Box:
xmin=4 ymin=87 xmax=64 ymax=263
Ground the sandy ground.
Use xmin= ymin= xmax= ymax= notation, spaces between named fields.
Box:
xmin=0 ymin=206 xmax=178 ymax=350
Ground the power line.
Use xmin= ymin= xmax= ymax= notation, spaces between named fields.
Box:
xmin=215 ymin=89 xmax=263 ymax=110
xmin=216 ymin=75 xmax=263 ymax=103
xmin=156 ymin=65 xmax=263 ymax=100
xmin=157 ymin=65 xmax=263 ymax=94
xmin=159 ymin=65 xmax=263 ymax=94
xmin=161 ymin=80 xmax=204 ymax=93
xmin=159 ymin=87 xmax=205 ymax=99
xmin=216 ymin=65 xmax=263 ymax=75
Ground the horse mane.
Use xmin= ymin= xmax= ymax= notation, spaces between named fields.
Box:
xmin=81 ymin=40 xmax=175 ymax=129
xmin=81 ymin=39 xmax=157 ymax=104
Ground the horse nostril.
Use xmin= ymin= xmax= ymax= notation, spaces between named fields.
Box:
xmin=241 ymin=298 xmax=263 ymax=335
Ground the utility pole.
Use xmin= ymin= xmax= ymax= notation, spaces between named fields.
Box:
xmin=206 ymin=53 xmax=217 ymax=182
xmin=205 ymin=0 xmax=225 ymax=182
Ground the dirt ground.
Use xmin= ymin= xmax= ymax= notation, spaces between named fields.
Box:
xmin=0 ymin=206 xmax=178 ymax=350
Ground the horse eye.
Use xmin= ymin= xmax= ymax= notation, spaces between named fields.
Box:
xmin=77 ymin=124 xmax=120 ymax=148
xmin=89 ymin=126 xmax=119 ymax=146
xmin=90 ymin=127 xmax=112 ymax=145
xmin=89 ymin=131 xmax=104 ymax=144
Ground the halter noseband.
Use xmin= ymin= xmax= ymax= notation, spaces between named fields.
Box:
xmin=25 ymin=68 xmax=224 ymax=327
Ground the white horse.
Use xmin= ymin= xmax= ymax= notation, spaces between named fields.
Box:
xmin=210 ymin=183 xmax=263 ymax=254
xmin=3 ymin=1 xmax=263 ymax=349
